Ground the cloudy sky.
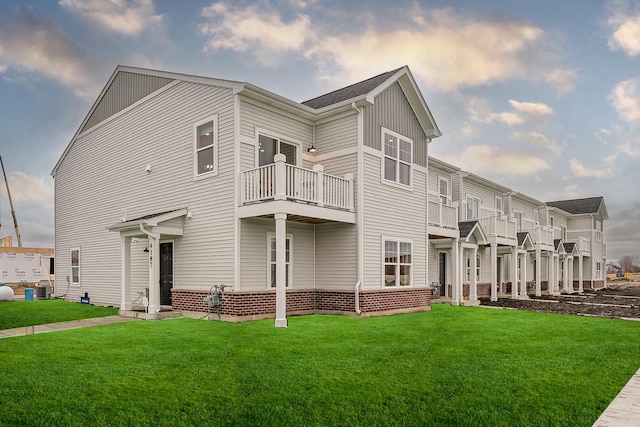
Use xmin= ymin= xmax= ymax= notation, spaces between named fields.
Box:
xmin=0 ymin=0 xmax=639 ymax=262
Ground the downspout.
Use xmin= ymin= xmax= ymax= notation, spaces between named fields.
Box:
xmin=352 ymin=101 xmax=364 ymax=314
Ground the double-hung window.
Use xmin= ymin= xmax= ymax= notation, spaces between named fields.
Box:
xmin=439 ymin=177 xmax=450 ymax=204
xmin=382 ymin=129 xmax=412 ymax=187
xmin=267 ymin=233 xmax=292 ymax=288
xmin=513 ymin=210 xmax=523 ymax=230
xmin=70 ymin=248 xmax=80 ymax=285
xmin=384 ymin=239 xmax=412 ymax=286
xmin=195 ymin=116 xmax=217 ymax=176
xmin=258 ymin=134 xmax=298 ymax=166
xmin=466 ymin=196 xmax=479 ymax=220
xmin=495 ymin=196 xmax=503 ymax=218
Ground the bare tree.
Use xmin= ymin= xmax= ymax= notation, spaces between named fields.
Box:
xmin=619 ymin=256 xmax=636 ymax=273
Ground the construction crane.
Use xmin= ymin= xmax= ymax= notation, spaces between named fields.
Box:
xmin=0 ymin=156 xmax=22 ymax=247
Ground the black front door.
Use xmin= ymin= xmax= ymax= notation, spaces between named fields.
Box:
xmin=497 ymin=256 xmax=502 ymax=293
xmin=439 ymin=252 xmax=447 ymax=296
xmin=160 ymin=242 xmax=173 ymax=306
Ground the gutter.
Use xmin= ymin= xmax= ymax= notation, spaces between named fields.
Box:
xmin=352 ymin=101 xmax=364 ymax=314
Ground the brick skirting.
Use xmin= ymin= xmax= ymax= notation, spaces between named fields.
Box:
xmin=171 ymin=287 xmax=432 ymax=321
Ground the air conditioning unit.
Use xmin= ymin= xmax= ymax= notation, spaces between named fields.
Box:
xmin=36 ymin=285 xmax=51 ymax=300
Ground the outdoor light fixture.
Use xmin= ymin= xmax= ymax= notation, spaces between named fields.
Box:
xmin=307 ymin=144 xmax=317 ymax=154
xmin=143 ymin=246 xmax=149 ymax=253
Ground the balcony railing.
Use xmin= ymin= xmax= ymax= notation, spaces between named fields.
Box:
xmin=521 ymin=223 xmax=554 ymax=248
xmin=241 ymin=155 xmax=354 ymax=211
xmin=478 ymin=216 xmax=516 ymax=240
xmin=427 ymin=195 xmax=458 ymax=230
xmin=566 ymin=235 xmax=591 ymax=256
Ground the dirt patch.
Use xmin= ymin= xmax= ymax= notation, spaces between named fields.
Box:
xmin=480 ymin=282 xmax=640 ymax=320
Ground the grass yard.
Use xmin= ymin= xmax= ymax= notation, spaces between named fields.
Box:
xmin=0 ymin=300 xmax=118 ymax=329
xmin=1 ymin=305 xmax=639 ymax=426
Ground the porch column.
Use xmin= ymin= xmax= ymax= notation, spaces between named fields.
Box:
xmin=578 ymin=255 xmax=584 ymax=293
xmin=147 ymin=234 xmax=160 ymax=315
xmin=274 ymin=154 xmax=286 ymax=201
xmin=275 ymin=213 xmax=288 ymax=327
xmin=470 ymin=247 xmax=478 ymax=302
xmin=547 ymin=253 xmax=554 ymax=294
xmin=535 ymin=249 xmax=541 ymax=297
xmin=511 ymin=247 xmax=518 ymax=299
xmin=490 ymin=243 xmax=498 ymax=302
xmin=567 ymin=256 xmax=574 ymax=292
xmin=459 ymin=244 xmax=465 ymax=303
xmin=519 ymin=252 xmax=529 ymax=299
xmin=452 ymin=238 xmax=460 ymax=306
xmin=554 ymin=254 xmax=560 ymax=295
xmin=562 ymin=256 xmax=569 ymax=292
xmin=120 ymin=236 xmax=132 ymax=311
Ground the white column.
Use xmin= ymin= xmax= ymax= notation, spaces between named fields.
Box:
xmin=490 ymin=244 xmax=498 ymax=302
xmin=578 ymin=255 xmax=584 ymax=293
xmin=452 ymin=238 xmax=460 ymax=306
xmin=535 ymin=249 xmax=542 ymax=297
xmin=547 ymin=253 xmax=554 ymax=294
xmin=554 ymin=254 xmax=560 ymax=295
xmin=562 ymin=256 xmax=568 ymax=293
xmin=511 ymin=247 xmax=518 ymax=299
xmin=313 ymin=164 xmax=324 ymax=207
xmin=147 ymin=234 xmax=160 ymax=315
xmin=520 ymin=252 xmax=528 ymax=299
xmin=274 ymin=153 xmax=286 ymax=201
xmin=459 ymin=244 xmax=465 ymax=303
xmin=120 ymin=236 xmax=132 ymax=311
xmin=275 ymin=213 xmax=288 ymax=327
xmin=568 ymin=256 xmax=574 ymax=292
xmin=470 ymin=248 xmax=478 ymax=302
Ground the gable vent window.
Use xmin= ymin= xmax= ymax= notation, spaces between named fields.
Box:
xmin=382 ymin=129 xmax=412 ymax=187
xmin=195 ymin=116 xmax=217 ymax=177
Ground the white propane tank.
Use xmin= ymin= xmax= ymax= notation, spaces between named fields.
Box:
xmin=0 ymin=285 xmax=15 ymax=301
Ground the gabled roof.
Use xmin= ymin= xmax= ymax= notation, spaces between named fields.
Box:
xmin=546 ymin=197 xmax=608 ymax=219
xmin=107 ymin=208 xmax=188 ymax=232
xmin=459 ymin=220 xmax=487 ymax=244
xmin=459 ymin=220 xmax=478 ymax=238
xmin=302 ymin=68 xmax=403 ymax=109
xmin=563 ymin=242 xmax=576 ymax=254
xmin=517 ymin=232 xmax=534 ymax=250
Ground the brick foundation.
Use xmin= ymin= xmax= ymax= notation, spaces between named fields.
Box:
xmin=171 ymin=287 xmax=432 ymax=321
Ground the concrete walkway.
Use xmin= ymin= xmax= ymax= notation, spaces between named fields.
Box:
xmin=593 ymin=368 xmax=640 ymax=426
xmin=0 ymin=315 xmax=137 ymax=338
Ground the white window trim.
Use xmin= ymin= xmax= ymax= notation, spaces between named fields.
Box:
xmin=495 ymin=196 xmax=503 ymax=218
xmin=267 ymin=232 xmax=293 ymax=289
xmin=381 ymin=236 xmax=413 ymax=288
xmin=513 ymin=209 xmax=524 ymax=230
xmin=254 ymin=128 xmax=303 ymax=168
xmin=381 ymin=127 xmax=413 ymax=190
xmin=476 ymin=254 xmax=481 ymax=282
xmin=193 ymin=115 xmax=219 ymax=180
xmin=533 ymin=208 xmax=539 ymax=224
xmin=560 ymin=224 xmax=567 ymax=240
xmin=70 ymin=247 xmax=80 ymax=287
xmin=439 ymin=176 xmax=450 ymax=204
xmin=466 ymin=194 xmax=480 ymax=220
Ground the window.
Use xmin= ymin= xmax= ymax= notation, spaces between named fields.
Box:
xmin=495 ymin=196 xmax=503 ymax=218
xmin=596 ymin=262 xmax=602 ymax=279
xmin=513 ymin=210 xmax=523 ymax=230
xmin=382 ymin=129 xmax=412 ymax=186
xmin=476 ymin=254 xmax=481 ymax=282
xmin=195 ymin=117 xmax=217 ymax=176
xmin=267 ymin=234 xmax=292 ymax=288
xmin=518 ymin=257 xmax=522 ymax=281
xmin=560 ymin=224 xmax=567 ymax=240
xmin=550 ymin=216 xmax=554 ymax=227
xmin=384 ymin=239 xmax=412 ymax=286
xmin=70 ymin=248 xmax=80 ymax=285
xmin=258 ymin=134 xmax=298 ymax=167
xmin=466 ymin=256 xmax=471 ymax=282
xmin=466 ymin=196 xmax=479 ymax=220
xmin=439 ymin=177 xmax=449 ymax=204
xmin=533 ymin=209 xmax=539 ymax=224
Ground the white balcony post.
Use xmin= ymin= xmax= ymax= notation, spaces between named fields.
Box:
xmin=452 ymin=238 xmax=460 ymax=306
xmin=490 ymin=243 xmax=498 ymax=302
xmin=275 ymin=212 xmax=288 ymax=327
xmin=313 ymin=164 xmax=324 ymax=207
xmin=578 ymin=255 xmax=584 ymax=293
xmin=567 ymin=256 xmax=574 ymax=292
xmin=535 ymin=249 xmax=542 ymax=297
xmin=147 ymin=234 xmax=160 ymax=315
xmin=511 ymin=247 xmax=518 ymax=299
xmin=470 ymin=248 xmax=478 ymax=302
xmin=274 ymin=154 xmax=286 ymax=201
xmin=121 ymin=236 xmax=132 ymax=311
xmin=562 ymin=256 xmax=569 ymax=292
xmin=345 ymin=173 xmax=354 ymax=211
xmin=519 ymin=252 xmax=529 ymax=299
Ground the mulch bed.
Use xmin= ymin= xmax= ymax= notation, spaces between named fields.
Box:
xmin=480 ymin=283 xmax=640 ymax=320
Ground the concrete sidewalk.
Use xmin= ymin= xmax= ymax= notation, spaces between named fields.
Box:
xmin=593 ymin=368 xmax=640 ymax=426
xmin=0 ymin=315 xmax=137 ymax=338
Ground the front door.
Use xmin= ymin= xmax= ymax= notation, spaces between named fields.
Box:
xmin=439 ymin=252 xmax=447 ymax=296
xmin=497 ymin=256 xmax=502 ymax=293
xmin=160 ymin=242 xmax=173 ymax=306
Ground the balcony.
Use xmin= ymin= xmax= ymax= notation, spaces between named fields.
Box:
xmin=478 ymin=216 xmax=516 ymax=241
xmin=520 ymin=218 xmax=554 ymax=250
xmin=566 ymin=235 xmax=591 ymax=256
xmin=427 ymin=193 xmax=458 ymax=237
xmin=239 ymin=154 xmax=355 ymax=224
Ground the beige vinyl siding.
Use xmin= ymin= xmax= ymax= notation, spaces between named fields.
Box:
xmin=239 ymin=218 xmax=314 ymax=290
xmin=240 ymin=143 xmax=254 ymax=172
xmin=240 ymin=99 xmax=312 ymax=143
xmin=55 ymin=81 xmax=236 ymax=305
xmin=363 ymin=83 xmax=428 ymax=167
xmin=317 ymin=152 xmax=358 ymax=212
xmin=510 ymin=198 xmax=541 ymax=222
xmin=315 ymin=114 xmax=357 ymax=153
xmin=315 ymin=223 xmax=357 ymax=288
xmin=461 ymin=180 xmax=501 ymax=219
xmin=362 ymin=152 xmax=428 ymax=289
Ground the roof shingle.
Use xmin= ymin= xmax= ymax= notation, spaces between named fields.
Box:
xmin=546 ymin=197 xmax=603 ymax=215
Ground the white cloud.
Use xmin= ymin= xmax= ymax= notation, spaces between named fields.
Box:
xmin=508 ymin=100 xmax=553 ymax=116
xmin=610 ymin=78 xmax=640 ymax=123
xmin=568 ymin=158 xmax=612 ymax=178
xmin=199 ymin=3 xmax=575 ymax=93
xmin=59 ymin=0 xmax=164 ymax=36
xmin=513 ymin=131 xmax=562 ymax=156
xmin=200 ymin=1 xmax=310 ymax=67
xmin=441 ymin=145 xmax=549 ymax=176
xmin=0 ymin=10 xmax=99 ymax=99
xmin=608 ymin=10 xmax=640 ymax=56
xmin=0 ymin=172 xmax=54 ymax=210
xmin=564 ymin=184 xmax=579 ymax=198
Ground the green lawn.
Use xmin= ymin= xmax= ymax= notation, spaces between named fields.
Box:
xmin=1 ymin=305 xmax=639 ymax=426
xmin=0 ymin=300 xmax=118 ymax=329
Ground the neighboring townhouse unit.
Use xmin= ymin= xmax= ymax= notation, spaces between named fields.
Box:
xmin=427 ymin=156 xmax=608 ymax=305
xmin=52 ymin=65 xmax=441 ymax=325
